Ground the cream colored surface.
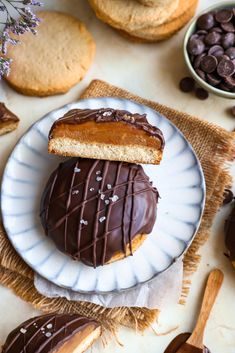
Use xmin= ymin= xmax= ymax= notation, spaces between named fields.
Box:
xmin=88 ymin=0 xmax=178 ymax=32
xmin=0 ymin=1 xmax=235 ymax=353
xmin=5 ymin=11 xmax=95 ymax=97
xmin=48 ymin=138 xmax=162 ymax=164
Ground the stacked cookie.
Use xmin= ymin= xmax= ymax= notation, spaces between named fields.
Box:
xmin=40 ymin=108 xmax=164 ymax=268
xmin=88 ymin=0 xmax=198 ymax=42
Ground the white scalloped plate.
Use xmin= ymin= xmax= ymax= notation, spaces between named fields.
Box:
xmin=1 ymin=97 xmax=205 ymax=293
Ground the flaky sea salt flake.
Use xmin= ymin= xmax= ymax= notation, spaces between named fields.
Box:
xmin=102 ymin=110 xmax=112 ymax=117
xmin=74 ymin=167 xmax=81 ymax=173
xmin=20 ymin=328 xmax=27 ymax=334
xmin=110 ymin=195 xmax=119 ymax=202
xmin=80 ymin=219 xmax=88 ymax=225
xmin=96 ymin=176 xmax=102 ymax=182
xmin=107 ymin=184 xmax=112 ymax=189
xmin=99 ymin=216 xmax=106 ymax=223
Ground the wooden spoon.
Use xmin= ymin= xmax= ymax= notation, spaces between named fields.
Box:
xmin=164 ymin=269 xmax=224 ymax=353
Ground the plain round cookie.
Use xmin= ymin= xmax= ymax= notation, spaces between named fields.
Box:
xmin=119 ymin=0 xmax=198 ymax=42
xmin=5 ymin=11 xmax=95 ymax=97
xmin=137 ymin=0 xmax=173 ymax=7
xmin=88 ymin=0 xmax=179 ymax=32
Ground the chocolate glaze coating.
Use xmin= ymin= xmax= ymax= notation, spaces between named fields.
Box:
xmin=49 ymin=108 xmax=165 ymax=149
xmin=40 ymin=158 xmax=158 ymax=267
xmin=0 ymin=102 xmax=19 ymax=123
xmin=2 ymin=313 xmax=99 ymax=353
xmin=225 ymin=201 xmax=235 ymax=260
xmin=164 ymin=333 xmax=211 ymax=353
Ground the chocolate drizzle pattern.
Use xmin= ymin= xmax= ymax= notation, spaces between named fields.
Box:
xmin=164 ymin=333 xmax=211 ymax=353
xmin=40 ymin=158 xmax=158 ymax=267
xmin=49 ymin=108 xmax=165 ymax=148
xmin=2 ymin=313 xmax=99 ymax=353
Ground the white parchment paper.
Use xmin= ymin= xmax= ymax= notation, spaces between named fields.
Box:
xmin=34 ymin=258 xmax=183 ymax=309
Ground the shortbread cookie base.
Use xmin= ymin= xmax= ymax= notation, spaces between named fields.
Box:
xmin=107 ymin=233 xmax=147 ymax=264
xmin=88 ymin=0 xmax=178 ymax=32
xmin=48 ymin=138 xmax=163 ymax=165
xmin=56 ymin=326 xmax=101 ymax=353
xmin=120 ymin=0 xmax=198 ymax=42
xmin=5 ymin=11 xmax=95 ymax=97
xmin=137 ymin=0 xmax=174 ymax=7
xmin=0 ymin=121 xmax=19 ymax=136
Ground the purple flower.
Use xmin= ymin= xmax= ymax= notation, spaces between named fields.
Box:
xmin=0 ymin=58 xmax=12 ymax=77
xmin=23 ymin=0 xmax=43 ymax=6
xmin=0 ymin=0 xmax=43 ymax=79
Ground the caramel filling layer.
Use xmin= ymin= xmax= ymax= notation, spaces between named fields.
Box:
xmin=51 ymin=121 xmax=162 ymax=149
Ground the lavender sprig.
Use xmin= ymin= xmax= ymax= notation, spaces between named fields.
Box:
xmin=0 ymin=0 xmax=43 ymax=78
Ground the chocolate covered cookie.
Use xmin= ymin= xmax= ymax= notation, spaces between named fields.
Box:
xmin=40 ymin=158 xmax=158 ymax=267
xmin=225 ymin=200 xmax=235 ymax=269
xmin=0 ymin=102 xmax=19 ymax=136
xmin=2 ymin=313 xmax=101 ymax=353
xmin=48 ymin=108 xmax=165 ymax=165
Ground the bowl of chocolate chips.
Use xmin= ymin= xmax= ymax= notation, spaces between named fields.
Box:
xmin=184 ymin=2 xmax=235 ymax=99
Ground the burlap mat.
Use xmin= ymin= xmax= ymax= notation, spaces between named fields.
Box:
xmin=0 ymin=80 xmax=234 ymax=333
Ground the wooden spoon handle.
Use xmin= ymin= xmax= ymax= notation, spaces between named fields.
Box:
xmin=187 ymin=269 xmax=224 ymax=348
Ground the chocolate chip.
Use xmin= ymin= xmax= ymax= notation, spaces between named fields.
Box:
xmin=190 ymin=33 xmax=200 ymax=41
xmin=193 ymin=53 xmax=206 ymax=69
xmin=223 ymin=189 xmax=234 ymax=205
xmin=205 ymin=31 xmax=221 ymax=45
xmin=207 ymin=73 xmax=221 ymax=86
xmin=200 ymin=55 xmax=218 ymax=73
xmin=179 ymin=77 xmax=195 ymax=92
xmin=221 ymin=33 xmax=235 ymax=49
xmin=209 ymin=26 xmax=223 ymax=33
xmin=197 ymin=13 xmax=215 ymax=30
xmin=224 ymin=75 xmax=235 ymax=88
xmin=217 ymin=54 xmax=230 ymax=62
xmin=225 ymin=47 xmax=235 ymax=59
xmin=215 ymin=9 xmax=233 ymax=23
xmin=195 ymin=87 xmax=209 ymax=100
xmin=196 ymin=29 xmax=208 ymax=35
xmin=208 ymin=45 xmax=224 ymax=57
xmin=187 ymin=38 xmax=205 ymax=55
xmin=221 ymin=22 xmax=235 ymax=33
xmin=195 ymin=68 xmax=206 ymax=81
xmin=217 ymin=59 xmax=235 ymax=77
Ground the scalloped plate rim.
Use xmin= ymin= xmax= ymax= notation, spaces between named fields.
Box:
xmin=1 ymin=97 xmax=206 ymax=294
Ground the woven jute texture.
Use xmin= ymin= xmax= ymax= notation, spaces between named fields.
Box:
xmin=0 ymin=80 xmax=234 ymax=333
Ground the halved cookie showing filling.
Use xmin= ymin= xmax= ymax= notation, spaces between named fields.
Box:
xmin=48 ymin=108 xmax=165 ymax=165
xmin=1 ymin=313 xmax=101 ymax=353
